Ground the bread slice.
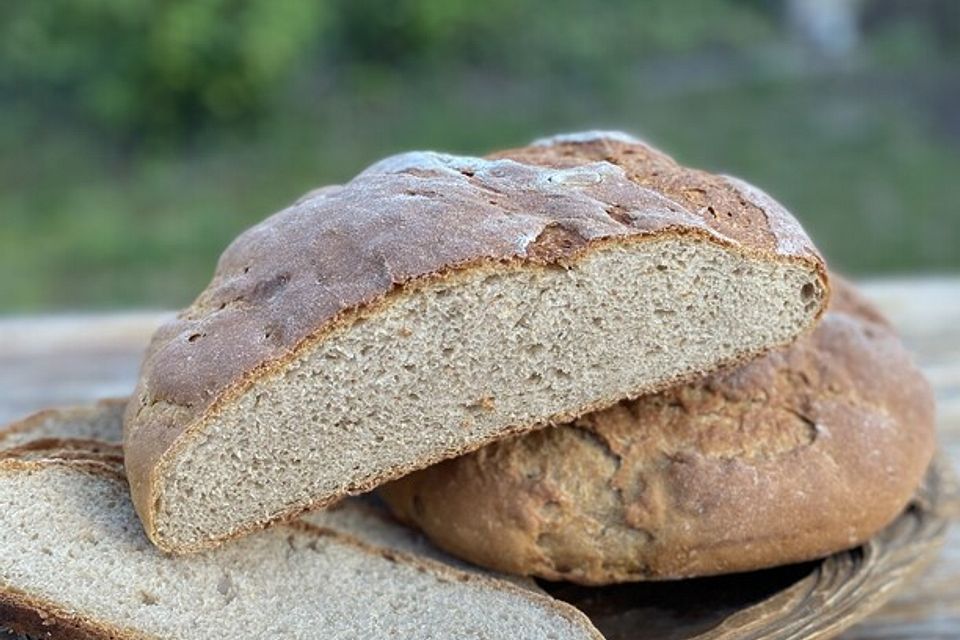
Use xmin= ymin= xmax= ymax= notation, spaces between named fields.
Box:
xmin=125 ymin=130 xmax=829 ymax=553
xmin=0 ymin=454 xmax=601 ymax=640
xmin=0 ymin=398 xmax=126 ymax=448
xmin=380 ymin=279 xmax=936 ymax=584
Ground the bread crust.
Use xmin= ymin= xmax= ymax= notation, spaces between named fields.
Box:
xmin=0 ymin=588 xmax=153 ymax=640
xmin=380 ymin=280 xmax=936 ymax=584
xmin=124 ymin=131 xmax=828 ymax=552
xmin=0 ymin=440 xmax=124 ymax=467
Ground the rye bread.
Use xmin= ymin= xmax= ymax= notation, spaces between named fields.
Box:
xmin=124 ymin=131 xmax=829 ymax=553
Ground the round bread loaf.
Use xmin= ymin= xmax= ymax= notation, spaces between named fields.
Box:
xmin=124 ymin=131 xmax=829 ymax=554
xmin=379 ymin=280 xmax=936 ymax=584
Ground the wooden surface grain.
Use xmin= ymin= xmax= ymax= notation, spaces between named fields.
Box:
xmin=0 ymin=277 xmax=957 ymax=639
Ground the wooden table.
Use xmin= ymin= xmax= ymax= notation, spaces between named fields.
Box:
xmin=1 ymin=278 xmax=957 ymax=639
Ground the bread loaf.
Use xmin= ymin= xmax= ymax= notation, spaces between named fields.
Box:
xmin=380 ymin=280 xmax=935 ymax=584
xmin=124 ymin=131 xmax=829 ymax=553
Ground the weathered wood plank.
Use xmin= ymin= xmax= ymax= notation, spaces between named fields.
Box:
xmin=0 ymin=312 xmax=170 ymax=426
xmin=859 ymin=279 xmax=960 ymax=444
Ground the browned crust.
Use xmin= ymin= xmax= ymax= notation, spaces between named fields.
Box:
xmin=1 ymin=437 xmax=123 ymax=456
xmin=0 ymin=457 xmax=602 ymax=640
xmin=493 ymin=132 xmax=820 ymax=260
xmin=0 ymin=438 xmax=125 ymax=466
xmin=380 ymin=279 xmax=935 ymax=584
xmin=0 ymin=588 xmax=152 ymax=640
xmin=124 ymin=131 xmax=828 ymax=553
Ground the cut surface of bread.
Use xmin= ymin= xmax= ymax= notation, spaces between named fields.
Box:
xmin=380 ymin=280 xmax=936 ymax=584
xmin=125 ymin=131 xmax=828 ymax=553
xmin=0 ymin=458 xmax=600 ymax=640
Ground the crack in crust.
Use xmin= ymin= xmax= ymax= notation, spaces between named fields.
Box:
xmin=492 ymin=136 xmax=796 ymax=255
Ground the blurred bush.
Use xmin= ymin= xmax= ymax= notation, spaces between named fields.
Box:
xmin=1 ymin=0 xmax=778 ymax=140
xmin=0 ymin=0 xmax=327 ymax=137
xmin=0 ymin=0 xmax=958 ymax=312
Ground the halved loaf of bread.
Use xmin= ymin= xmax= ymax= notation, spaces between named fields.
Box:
xmin=125 ymin=131 xmax=829 ymax=553
xmin=380 ymin=280 xmax=936 ymax=584
xmin=0 ymin=428 xmax=600 ymax=638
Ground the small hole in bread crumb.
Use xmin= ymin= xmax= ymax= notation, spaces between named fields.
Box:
xmin=800 ymin=283 xmax=816 ymax=301
xmin=525 ymin=343 xmax=545 ymax=356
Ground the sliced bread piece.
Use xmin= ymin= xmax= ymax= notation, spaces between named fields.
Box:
xmin=125 ymin=131 xmax=829 ymax=553
xmin=0 ymin=457 xmax=601 ymax=640
xmin=0 ymin=398 xmax=125 ymax=448
xmin=380 ymin=280 xmax=936 ymax=584
xmin=0 ymin=402 xmax=126 ymax=466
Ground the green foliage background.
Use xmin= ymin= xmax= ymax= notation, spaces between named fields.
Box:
xmin=1 ymin=0 xmax=958 ymax=311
